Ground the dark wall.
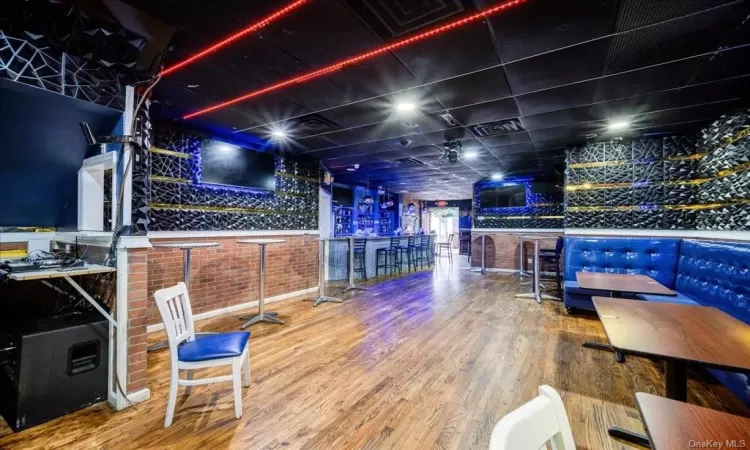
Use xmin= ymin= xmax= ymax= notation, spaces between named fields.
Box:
xmin=473 ymin=180 xmax=564 ymax=229
xmin=144 ymin=124 xmax=320 ymax=231
xmin=0 ymin=80 xmax=120 ymax=228
xmin=565 ymin=110 xmax=750 ymax=230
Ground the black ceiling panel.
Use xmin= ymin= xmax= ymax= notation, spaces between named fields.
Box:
xmin=344 ymin=0 xmax=469 ymax=39
xmin=615 ymin=0 xmax=739 ymax=31
xmin=317 ymin=101 xmax=389 ymax=129
xmin=476 ymin=132 xmax=532 ymax=148
xmin=426 ymin=67 xmax=512 ymax=109
xmin=514 ymin=81 xmax=599 ymax=117
xmin=325 ymin=55 xmax=421 ymax=99
xmin=449 ymin=97 xmax=520 ymax=126
xmin=489 ymin=0 xmax=619 ymax=62
xmin=487 ymin=143 xmax=535 ymax=155
xmin=394 ymin=22 xmax=501 ymax=83
xmin=110 ymin=0 xmax=750 ymax=198
xmin=603 ymin=4 xmax=746 ymax=75
xmin=503 ymin=40 xmax=610 ymax=95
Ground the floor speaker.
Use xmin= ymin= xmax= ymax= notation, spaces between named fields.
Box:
xmin=0 ymin=312 xmax=109 ymax=431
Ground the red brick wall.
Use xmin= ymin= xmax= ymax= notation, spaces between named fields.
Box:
xmin=146 ymin=235 xmax=319 ymax=326
xmin=470 ymin=231 xmax=560 ymax=270
xmin=127 ymin=248 xmax=149 ymax=393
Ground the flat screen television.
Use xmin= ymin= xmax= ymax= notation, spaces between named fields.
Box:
xmin=332 ymin=186 xmax=353 ymax=206
xmin=201 ymin=139 xmax=275 ymax=191
xmin=479 ymin=184 xmax=526 ymax=208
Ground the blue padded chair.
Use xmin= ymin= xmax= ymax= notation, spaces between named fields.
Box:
xmin=154 ymin=282 xmax=251 ymax=428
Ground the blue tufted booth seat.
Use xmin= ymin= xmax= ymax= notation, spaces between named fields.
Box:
xmin=660 ymin=240 xmax=750 ymax=406
xmin=563 ymin=237 xmax=750 ymax=407
xmin=563 ymin=237 xmax=681 ymax=310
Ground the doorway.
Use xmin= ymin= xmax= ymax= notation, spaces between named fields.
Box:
xmin=429 ymin=207 xmax=459 ymax=248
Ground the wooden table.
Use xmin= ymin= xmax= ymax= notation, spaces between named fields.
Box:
xmin=578 ymin=272 xmax=675 ymax=363
xmin=576 ymin=272 xmax=676 ymax=298
xmin=593 ymin=297 xmax=750 ymax=447
xmin=636 ymin=393 xmax=750 ymax=450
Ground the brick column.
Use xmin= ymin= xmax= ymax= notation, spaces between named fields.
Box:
xmin=127 ymin=247 xmax=149 ymax=393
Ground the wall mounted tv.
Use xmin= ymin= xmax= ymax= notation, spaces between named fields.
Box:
xmin=479 ymin=184 xmax=526 ymax=208
xmin=201 ymin=139 xmax=276 ymax=191
xmin=332 ymin=186 xmax=353 ymax=206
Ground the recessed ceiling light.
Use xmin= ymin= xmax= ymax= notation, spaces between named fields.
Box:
xmin=607 ymin=120 xmax=630 ymax=131
xmin=491 ymin=173 xmax=504 ymax=180
xmin=270 ymin=129 xmax=287 ymax=138
xmin=464 ymin=150 xmax=478 ymax=159
xmin=346 ymin=167 xmax=356 ymax=172
xmin=394 ymin=102 xmax=416 ymax=113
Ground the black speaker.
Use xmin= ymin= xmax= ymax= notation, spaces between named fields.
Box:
xmin=0 ymin=312 xmax=109 ymax=431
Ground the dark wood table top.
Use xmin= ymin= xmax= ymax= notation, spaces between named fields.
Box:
xmin=592 ymin=297 xmax=750 ymax=372
xmin=636 ymin=393 xmax=750 ymax=450
xmin=577 ymin=272 xmax=676 ymax=296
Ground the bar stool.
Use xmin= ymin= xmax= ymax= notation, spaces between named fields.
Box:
xmin=348 ymin=238 xmax=367 ymax=281
xmin=437 ymin=233 xmax=455 ymax=261
xmin=376 ymin=237 xmax=402 ymax=276
xmin=398 ymin=236 xmax=418 ymax=273
xmin=419 ymin=234 xmax=435 ymax=269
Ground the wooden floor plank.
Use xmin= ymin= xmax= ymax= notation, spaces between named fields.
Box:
xmin=1 ymin=259 xmax=747 ymax=449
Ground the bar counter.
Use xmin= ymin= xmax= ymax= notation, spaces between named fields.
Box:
xmin=325 ymin=234 xmax=436 ymax=281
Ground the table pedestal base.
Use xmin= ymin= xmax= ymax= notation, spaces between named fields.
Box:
xmin=343 ymin=285 xmax=367 ymax=293
xmin=582 ymin=341 xmax=625 ymax=363
xmin=312 ymin=295 xmax=343 ymax=307
xmin=608 ymin=426 xmax=650 ymax=448
xmin=240 ymin=311 xmax=282 ymax=329
xmin=665 ymin=360 xmax=687 ymax=401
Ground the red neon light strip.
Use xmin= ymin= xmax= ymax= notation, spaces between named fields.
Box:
xmin=160 ymin=0 xmax=310 ymax=77
xmin=183 ymin=0 xmax=526 ymax=119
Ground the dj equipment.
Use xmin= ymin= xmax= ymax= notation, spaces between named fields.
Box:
xmin=0 ymin=256 xmax=84 ymax=273
xmin=0 ymin=312 xmax=109 ymax=431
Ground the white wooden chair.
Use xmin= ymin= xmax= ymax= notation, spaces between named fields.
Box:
xmin=154 ymin=282 xmax=251 ymax=428
xmin=489 ymin=385 xmax=576 ymax=450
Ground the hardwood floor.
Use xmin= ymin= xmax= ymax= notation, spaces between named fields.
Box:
xmin=1 ymin=257 xmax=747 ymax=449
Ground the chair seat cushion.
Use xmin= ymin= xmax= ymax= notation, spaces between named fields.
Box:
xmin=178 ymin=332 xmax=250 ymax=362
xmin=636 ymin=291 xmax=700 ymax=305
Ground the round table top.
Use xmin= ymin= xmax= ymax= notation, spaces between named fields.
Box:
xmin=236 ymin=239 xmax=287 ymax=245
xmin=151 ymin=242 xmax=220 ymax=249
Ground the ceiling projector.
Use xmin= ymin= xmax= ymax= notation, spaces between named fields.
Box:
xmin=443 ymin=139 xmax=463 ymax=163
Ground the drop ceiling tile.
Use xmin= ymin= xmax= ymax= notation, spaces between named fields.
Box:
xmin=449 ymin=98 xmax=520 ymax=126
xmin=490 ymin=0 xmax=619 ymax=62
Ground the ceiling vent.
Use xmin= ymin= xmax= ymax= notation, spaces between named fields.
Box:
xmin=439 ymin=113 xmax=460 ymax=127
xmin=346 ymin=0 xmax=466 ymax=38
xmin=470 ymin=118 xmax=524 ymax=137
xmin=395 ymin=157 xmax=426 ymax=166
xmin=287 ymin=114 xmax=340 ymax=136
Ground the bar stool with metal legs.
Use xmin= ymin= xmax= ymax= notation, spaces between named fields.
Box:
xmin=418 ymin=234 xmax=434 ymax=269
xmin=437 ymin=233 xmax=455 ymax=261
xmin=348 ymin=238 xmax=367 ymax=281
xmin=398 ymin=236 xmax=418 ymax=273
xmin=376 ymin=237 xmax=401 ymax=276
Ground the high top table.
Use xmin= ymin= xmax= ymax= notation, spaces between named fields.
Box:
xmin=469 ymin=234 xmax=487 ymax=274
xmin=237 ymin=239 xmax=286 ymax=328
xmin=148 ymin=241 xmax=220 ymax=351
xmin=514 ymin=234 xmax=561 ymax=303
xmin=312 ymin=237 xmax=343 ymax=306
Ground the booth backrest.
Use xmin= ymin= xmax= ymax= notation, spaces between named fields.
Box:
xmin=564 ymin=238 xmax=681 ymax=288
xmin=676 ymin=240 xmax=750 ymax=324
